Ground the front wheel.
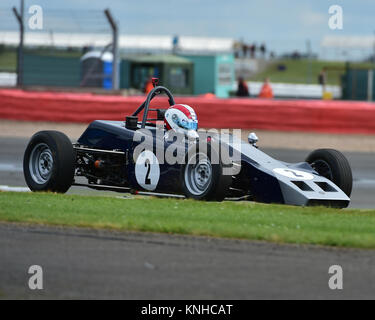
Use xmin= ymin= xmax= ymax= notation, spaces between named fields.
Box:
xmin=181 ymin=144 xmax=231 ymax=201
xmin=23 ymin=131 xmax=76 ymax=193
xmin=305 ymin=148 xmax=352 ymax=197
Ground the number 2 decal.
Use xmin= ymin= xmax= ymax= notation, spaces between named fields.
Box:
xmin=144 ymin=159 xmax=151 ymax=185
xmin=284 ymin=169 xmax=304 ymax=178
xmin=273 ymin=168 xmax=314 ymax=180
xmin=135 ymin=150 xmax=160 ymax=191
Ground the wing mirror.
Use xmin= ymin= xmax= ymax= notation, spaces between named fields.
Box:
xmin=248 ymin=132 xmax=258 ymax=146
xmin=152 ymin=77 xmax=159 ymax=87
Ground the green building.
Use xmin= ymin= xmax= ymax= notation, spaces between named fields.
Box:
xmin=22 ymin=52 xmax=80 ymax=87
xmin=20 ymin=51 xmax=235 ymax=98
xmin=120 ymin=55 xmax=194 ymax=95
xmin=341 ymin=67 xmax=375 ymax=101
xmin=180 ymin=54 xmax=234 ymax=98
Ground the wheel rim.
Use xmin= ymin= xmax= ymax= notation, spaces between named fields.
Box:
xmin=311 ymin=159 xmax=333 ymax=180
xmin=29 ymin=143 xmax=54 ymax=184
xmin=184 ymin=153 xmax=212 ymax=196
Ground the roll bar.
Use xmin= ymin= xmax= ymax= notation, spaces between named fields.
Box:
xmin=132 ymin=86 xmax=176 ymax=128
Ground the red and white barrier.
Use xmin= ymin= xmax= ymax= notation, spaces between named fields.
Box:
xmin=1 ymin=89 xmax=374 ymax=134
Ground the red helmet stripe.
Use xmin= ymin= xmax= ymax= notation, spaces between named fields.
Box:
xmin=172 ymin=104 xmax=192 ymax=119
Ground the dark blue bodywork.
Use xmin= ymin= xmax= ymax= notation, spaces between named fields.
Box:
xmin=78 ymin=120 xmax=183 ymax=194
xmin=74 ymin=84 xmax=350 ymax=207
xmin=77 ymin=120 xmax=286 ymax=203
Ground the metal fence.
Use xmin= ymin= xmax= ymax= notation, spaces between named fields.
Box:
xmin=0 ymin=5 xmax=118 ymax=88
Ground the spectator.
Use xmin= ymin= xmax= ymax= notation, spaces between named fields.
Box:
xmin=200 ymin=92 xmax=216 ymax=98
xmin=318 ymin=69 xmax=326 ymax=85
xmin=236 ymin=77 xmax=250 ymax=97
xmin=258 ymin=78 xmax=274 ymax=99
xmin=233 ymin=41 xmax=242 ymax=58
xmin=242 ymin=43 xmax=248 ymax=58
xmin=250 ymin=44 xmax=256 ymax=58
xmin=144 ymin=77 xmax=154 ymax=94
xmin=318 ymin=69 xmax=327 ymax=94
xmin=260 ymin=43 xmax=266 ymax=58
xmin=291 ymin=51 xmax=301 ymax=60
xmin=172 ymin=35 xmax=179 ymax=54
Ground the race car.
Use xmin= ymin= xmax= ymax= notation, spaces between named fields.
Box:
xmin=23 ymin=82 xmax=352 ymax=208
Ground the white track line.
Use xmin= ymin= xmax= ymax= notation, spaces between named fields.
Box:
xmin=0 ymin=163 xmax=23 ymax=172
xmin=0 ymin=185 xmax=30 ymax=192
xmin=354 ymin=179 xmax=375 ymax=186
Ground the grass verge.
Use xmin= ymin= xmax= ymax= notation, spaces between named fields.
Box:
xmin=0 ymin=49 xmax=17 ymax=72
xmin=250 ymin=59 xmax=375 ymax=85
xmin=1 ymin=192 xmax=375 ymax=248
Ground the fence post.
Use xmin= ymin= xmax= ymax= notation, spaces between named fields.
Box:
xmin=368 ymin=69 xmax=373 ymax=102
xmin=104 ymin=9 xmax=119 ymax=90
xmin=12 ymin=0 xmax=25 ymax=86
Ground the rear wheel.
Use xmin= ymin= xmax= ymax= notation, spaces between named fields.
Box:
xmin=23 ymin=131 xmax=76 ymax=193
xmin=306 ymin=148 xmax=352 ymax=197
xmin=181 ymin=144 xmax=231 ymax=201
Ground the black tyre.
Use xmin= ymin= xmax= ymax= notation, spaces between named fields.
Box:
xmin=23 ymin=131 xmax=76 ymax=193
xmin=305 ymin=148 xmax=352 ymax=197
xmin=181 ymin=144 xmax=232 ymax=201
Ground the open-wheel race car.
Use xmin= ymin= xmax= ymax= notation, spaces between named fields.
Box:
xmin=23 ymin=81 xmax=353 ymax=208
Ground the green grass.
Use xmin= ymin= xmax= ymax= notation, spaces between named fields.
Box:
xmin=1 ymin=192 xmax=375 ymax=248
xmin=250 ymin=59 xmax=375 ymax=85
xmin=0 ymin=48 xmax=17 ymax=72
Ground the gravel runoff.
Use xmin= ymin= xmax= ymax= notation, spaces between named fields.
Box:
xmin=1 ymin=119 xmax=374 ymax=153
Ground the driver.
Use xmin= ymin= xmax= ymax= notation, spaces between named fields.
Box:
xmin=164 ymin=104 xmax=199 ymax=139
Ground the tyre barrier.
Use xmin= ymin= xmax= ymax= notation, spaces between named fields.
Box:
xmin=1 ymin=89 xmax=375 ymax=134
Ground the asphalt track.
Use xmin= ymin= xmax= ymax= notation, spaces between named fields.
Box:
xmin=1 ymin=137 xmax=375 ymax=299
xmin=1 ymin=223 xmax=375 ymax=299
xmin=0 ymin=137 xmax=374 ymax=208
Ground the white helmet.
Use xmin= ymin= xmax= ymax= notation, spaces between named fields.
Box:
xmin=164 ymin=104 xmax=198 ymax=139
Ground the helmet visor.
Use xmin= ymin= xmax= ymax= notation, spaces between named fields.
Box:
xmin=177 ymin=119 xmax=198 ymax=131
